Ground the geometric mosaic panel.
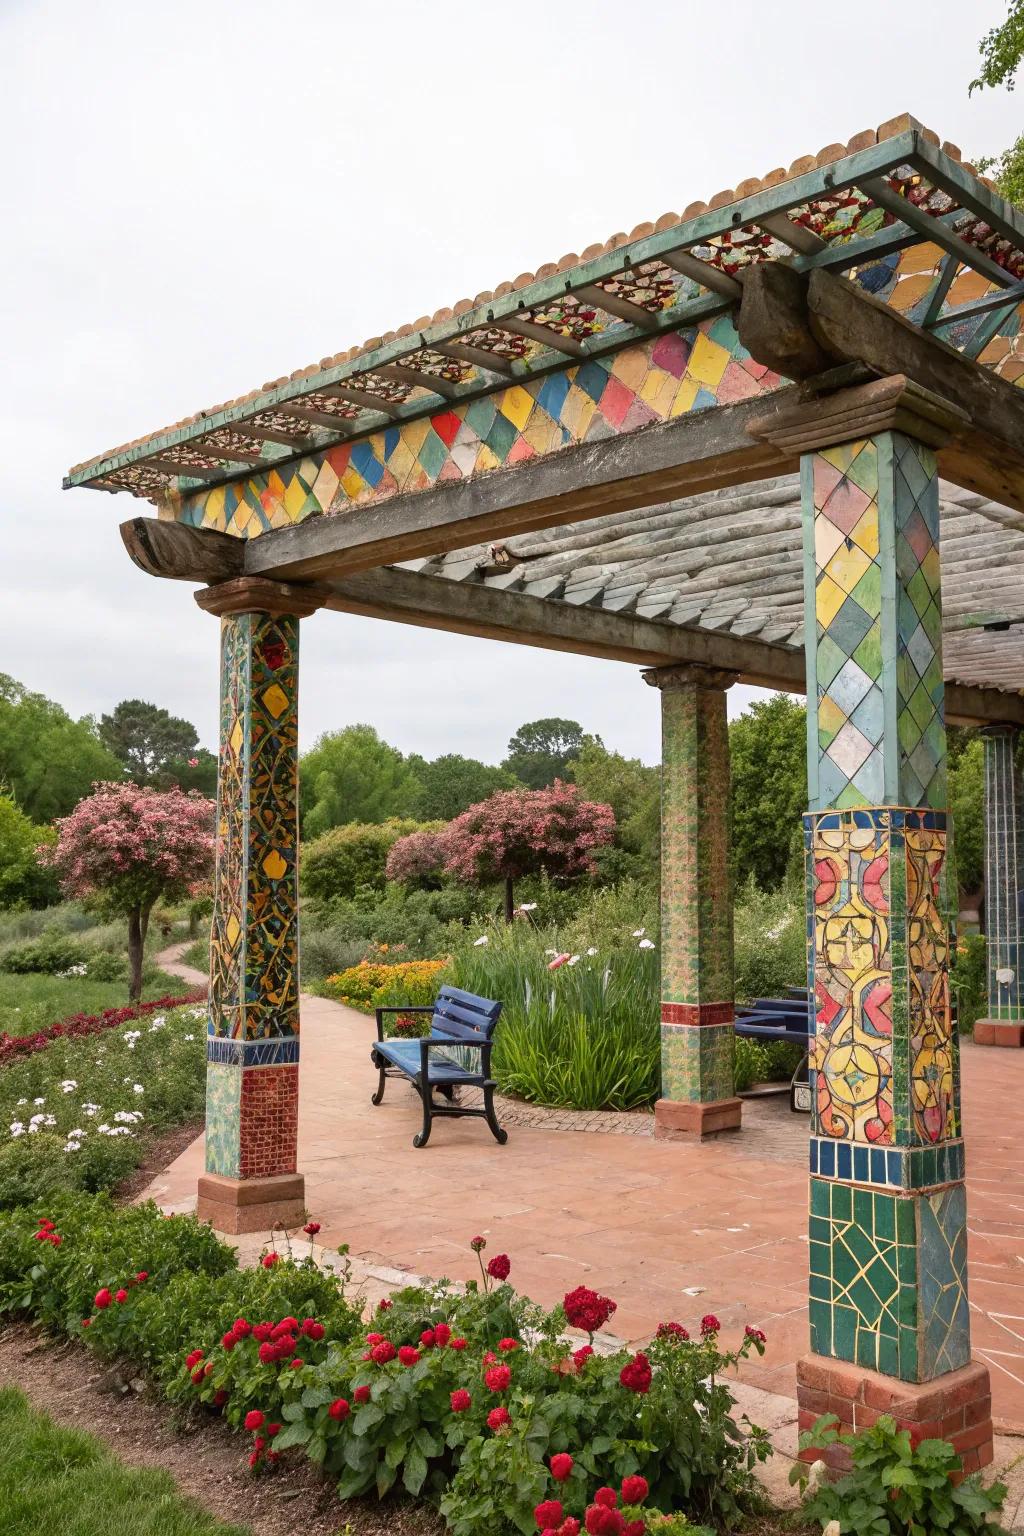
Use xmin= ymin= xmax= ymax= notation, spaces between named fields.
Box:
xmin=808 ymin=1176 xmax=970 ymax=1383
xmin=802 ymin=432 xmax=945 ymax=813
xmin=660 ymin=1021 xmax=734 ymax=1104
xmin=983 ymin=727 xmax=1024 ymax=1021
xmin=173 ymin=317 xmax=781 ymax=539
xmin=806 ymin=808 xmax=956 ymax=1149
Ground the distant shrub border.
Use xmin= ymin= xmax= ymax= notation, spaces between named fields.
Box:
xmin=0 ymin=992 xmax=204 ymax=1063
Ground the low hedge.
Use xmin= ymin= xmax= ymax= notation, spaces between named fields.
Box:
xmin=0 ymin=1198 xmax=767 ymax=1535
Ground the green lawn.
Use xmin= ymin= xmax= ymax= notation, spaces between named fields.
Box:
xmin=0 ymin=969 xmax=192 ymax=1036
xmin=0 ymin=1386 xmax=249 ymax=1536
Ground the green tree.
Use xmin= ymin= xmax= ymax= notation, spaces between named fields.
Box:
xmin=0 ymin=675 xmax=122 ymax=823
xmin=0 ymin=796 xmax=58 ymax=909
xmin=568 ymin=737 xmax=660 ymax=878
xmin=729 ymin=695 xmax=808 ymax=891
xmin=502 ymin=718 xmax=585 ymax=790
xmin=971 ymin=2 xmax=1024 ymax=205
xmin=949 ymin=736 xmax=985 ymax=896
xmin=98 ymin=700 xmax=200 ymax=785
xmin=300 ymin=725 xmax=418 ymax=836
xmin=302 ymin=818 xmax=437 ymax=905
xmin=406 ymin=753 xmax=520 ymax=820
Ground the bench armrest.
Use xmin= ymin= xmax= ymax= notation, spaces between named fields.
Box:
xmin=374 ymin=1004 xmax=435 ymax=1041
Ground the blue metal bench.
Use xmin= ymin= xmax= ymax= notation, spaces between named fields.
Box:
xmin=734 ymin=991 xmax=811 ymax=1112
xmin=371 ymin=984 xmax=507 ymax=1149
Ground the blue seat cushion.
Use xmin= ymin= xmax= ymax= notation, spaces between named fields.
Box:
xmin=375 ymin=1038 xmax=483 ymax=1083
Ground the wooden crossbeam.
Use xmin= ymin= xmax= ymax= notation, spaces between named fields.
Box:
xmin=660 ymin=249 xmax=742 ymax=299
xmin=756 ymin=211 xmax=827 ymax=255
xmin=374 ymin=364 xmax=460 ymax=401
xmin=860 ymin=177 xmax=1020 ymax=291
xmin=329 ymin=385 xmax=405 ymax=419
xmin=499 ymin=315 xmax=586 ymax=357
xmin=433 ymin=340 xmax=517 ymax=376
xmin=572 ymin=283 xmax=661 ymax=330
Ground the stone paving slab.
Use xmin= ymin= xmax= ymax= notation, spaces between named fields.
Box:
xmin=149 ymin=946 xmax=1024 ymax=1517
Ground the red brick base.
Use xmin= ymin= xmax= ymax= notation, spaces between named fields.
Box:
xmin=974 ymin=1019 xmax=1024 ymax=1048
xmin=654 ymin=1096 xmax=742 ymax=1140
xmin=196 ymin=1172 xmax=306 ymax=1235
xmin=796 ymin=1353 xmax=993 ymax=1479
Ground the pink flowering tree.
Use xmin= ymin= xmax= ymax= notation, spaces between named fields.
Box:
xmin=385 ymin=828 xmax=450 ymax=887
xmin=442 ymin=781 xmax=615 ymax=921
xmin=42 ymin=782 xmax=215 ymax=1001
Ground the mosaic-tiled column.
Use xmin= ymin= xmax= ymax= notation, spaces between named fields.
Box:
xmin=193 ymin=576 xmax=326 ymax=1234
xmin=643 ymin=664 xmax=741 ymax=1140
xmin=792 ymin=417 xmax=991 ymax=1474
xmin=976 ymin=726 xmax=1024 ymax=1047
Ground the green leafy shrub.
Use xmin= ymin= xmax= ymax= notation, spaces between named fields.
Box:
xmin=733 ymin=877 xmax=806 ymax=1003
xmin=734 ymin=1037 xmax=803 ymax=1094
xmin=951 ymin=933 xmax=987 ymax=1034
xmin=302 ymin=819 xmax=443 ymax=906
xmin=794 ymin=1413 xmax=1006 ymax=1534
xmin=0 ymin=928 xmax=91 ymax=975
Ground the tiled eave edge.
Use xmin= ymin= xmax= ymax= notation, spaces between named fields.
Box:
xmin=64 ymin=132 xmax=1024 ymax=498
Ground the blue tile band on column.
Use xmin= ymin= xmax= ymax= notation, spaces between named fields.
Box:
xmin=810 ymin=1135 xmax=965 ymax=1189
xmin=206 ymin=1037 xmax=301 ymax=1067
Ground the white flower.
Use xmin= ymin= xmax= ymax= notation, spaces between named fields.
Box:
xmin=516 ymin=902 xmax=538 ymax=912
xmin=64 ymin=1142 xmax=82 ymax=1153
xmin=544 ymin=949 xmax=558 ymax=957
xmin=473 ymin=935 xmax=489 ymax=946
xmin=638 ymin=938 xmax=656 ymax=950
xmin=567 ymin=955 xmax=580 ymax=966
xmin=9 ymin=1123 xmax=24 ymax=1137
xmin=57 ymin=963 xmax=88 ymax=978
xmin=97 ymin=1124 xmax=111 ymax=1134
xmin=183 ymin=1034 xmax=195 ymax=1041
xmin=632 ymin=928 xmax=646 ymax=938
xmin=132 ymin=1084 xmax=145 ymax=1095
xmin=16 ymin=1099 xmax=26 ymax=1107
xmin=60 ymin=1080 xmax=78 ymax=1094
xmin=586 ymin=947 xmax=598 ymax=957
xmin=114 ymin=1110 xmax=143 ymax=1124
xmin=82 ymin=1104 xmax=100 ymax=1116
xmin=33 ymin=1098 xmax=45 ymax=1107
xmin=66 ymin=1129 xmax=84 ymax=1139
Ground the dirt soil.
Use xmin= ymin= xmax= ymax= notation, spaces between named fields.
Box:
xmin=115 ymin=1118 xmax=206 ymax=1203
xmin=0 ymin=1324 xmax=444 ymax=1536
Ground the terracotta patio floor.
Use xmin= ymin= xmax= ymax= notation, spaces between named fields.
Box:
xmin=148 ymin=958 xmax=1024 ymax=1434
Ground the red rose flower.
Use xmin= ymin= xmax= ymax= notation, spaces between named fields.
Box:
xmin=303 ymin=1221 xmax=321 ymax=1236
xmin=562 ymin=1521 xmax=581 ymax=1536
xmin=81 ymin=1318 xmax=90 ymax=1329
xmin=378 ymin=1298 xmax=392 ymax=1312
xmin=451 ymin=1337 xmax=468 ymax=1351
xmin=470 ymin=1236 xmax=487 ymax=1252
xmin=365 ymin=1332 xmax=384 ymax=1345
xmin=620 ymin=1475 xmax=648 ymax=1507
xmin=434 ymin=1323 xmax=451 ymax=1347
xmin=594 ymin=1489 xmax=617 ymax=1509
xmin=487 ymin=1405 xmax=511 ymax=1430
xmin=252 ymin=1323 xmax=273 ymax=1342
xmin=573 ymin=1345 xmax=594 ymax=1370
xmin=484 ymin=1363 xmax=511 ymax=1392
xmin=267 ymin=1423 xmax=280 ymax=1437
xmin=213 ymin=1389 xmax=228 ymax=1407
xmin=420 ymin=1329 xmax=436 ymax=1350
xmin=232 ymin=1318 xmax=251 ymax=1336
xmin=94 ymin=1288 xmax=112 ymax=1310
xmin=185 ymin=1349 xmax=204 ymax=1370
xmin=329 ymin=1398 xmax=350 ymax=1421
xmin=450 ymin=1389 xmax=472 ymax=1413
xmin=564 ymin=1286 xmax=617 ymax=1335
xmin=656 ymin=1321 xmax=689 ymax=1341
xmin=114 ymin=1288 xmax=128 ymax=1304
xmin=135 ymin=1271 xmax=148 ymax=1283
xmin=191 ymin=1367 xmax=205 ymax=1385
xmin=274 ymin=1317 xmax=299 ymax=1336
xmin=745 ymin=1325 xmax=767 ymax=1344
xmin=625 ymin=1524 xmax=644 ymax=1536
xmin=618 ymin=1352 xmax=652 ymax=1394
xmin=244 ymin=1410 xmax=265 ymax=1431
xmin=498 ymin=1337 xmax=519 ymax=1352
xmin=258 ymin=1343 xmax=276 ymax=1364
xmin=486 ymin=1254 xmax=511 ymax=1282
xmin=253 ymin=1437 xmax=266 ymax=1453
xmin=483 ymin=1351 xmax=497 ymax=1366
xmin=700 ymin=1314 xmax=720 ymax=1336
xmin=398 ymin=1346 xmax=420 ymax=1367
xmin=550 ymin=1453 xmax=574 ymax=1482
xmin=304 ymin=1321 xmax=325 ymax=1341
xmin=248 ymin=1451 xmax=260 ymax=1470
xmin=289 ymin=1358 xmax=304 ymax=1369
xmin=585 ymin=1504 xmax=625 ymax=1536
xmin=261 ymin=1253 xmax=279 ymax=1269
xmin=354 ymin=1385 xmax=371 ymax=1404
xmin=535 ymin=1499 xmax=564 ymax=1531
xmin=37 ymin=1218 xmax=54 ymax=1230
xmin=204 ymin=1362 xmax=214 ymax=1376
xmin=371 ymin=1340 xmax=397 ymax=1365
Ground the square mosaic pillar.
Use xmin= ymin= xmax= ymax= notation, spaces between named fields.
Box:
xmin=643 ymin=664 xmax=741 ymax=1140
xmin=194 ymin=577 xmax=326 ymax=1234
xmin=975 ymin=726 xmax=1024 ymax=1047
xmin=795 ymin=423 xmax=991 ymax=1472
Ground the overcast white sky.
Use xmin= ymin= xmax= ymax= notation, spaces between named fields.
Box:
xmin=1 ymin=0 xmax=1018 ymax=765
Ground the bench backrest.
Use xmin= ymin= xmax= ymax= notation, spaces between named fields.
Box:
xmin=432 ymin=985 xmax=503 ymax=1043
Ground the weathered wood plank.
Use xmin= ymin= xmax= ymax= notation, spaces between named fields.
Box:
xmin=120 ymin=517 xmax=245 ymax=583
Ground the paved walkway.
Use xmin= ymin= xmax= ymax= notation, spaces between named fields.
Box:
xmin=150 ymin=945 xmax=1024 ymax=1473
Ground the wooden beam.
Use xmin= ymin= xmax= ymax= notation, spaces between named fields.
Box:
xmin=243 ymin=392 xmax=799 ymax=581
xmin=572 ymin=283 xmax=660 ymax=330
xmin=661 ymin=249 xmax=743 ymax=300
xmin=499 ymin=314 xmax=586 ymax=357
xmin=433 ymin=340 xmax=517 ymax=376
xmin=757 ymin=212 xmax=827 ymax=255
xmin=120 ymin=516 xmax=245 ymax=583
xmin=859 ymin=178 xmax=1019 ymax=292
xmin=373 ymin=364 xmax=460 ymax=401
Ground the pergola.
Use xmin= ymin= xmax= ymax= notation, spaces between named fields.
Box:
xmin=68 ymin=114 xmax=1024 ymax=1473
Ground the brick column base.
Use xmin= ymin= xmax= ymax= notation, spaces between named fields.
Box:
xmin=654 ymin=1096 xmax=741 ymax=1140
xmin=796 ymin=1353 xmax=993 ymax=1479
xmin=974 ymin=1019 xmax=1024 ymax=1048
xmin=196 ymin=1172 xmax=306 ymax=1235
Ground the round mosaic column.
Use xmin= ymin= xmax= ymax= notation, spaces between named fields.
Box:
xmin=643 ymin=664 xmax=741 ymax=1140
xmin=975 ymin=725 xmax=1024 ymax=1047
xmin=796 ymin=421 xmax=991 ymax=1475
xmin=194 ymin=576 xmax=327 ymax=1234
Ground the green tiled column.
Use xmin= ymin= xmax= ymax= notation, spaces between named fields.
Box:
xmin=644 ymin=664 xmax=741 ymax=1139
xmin=800 ymin=428 xmax=974 ymax=1387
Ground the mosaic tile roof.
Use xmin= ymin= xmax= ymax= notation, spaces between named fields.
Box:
xmin=67 ymin=114 xmax=1024 ymax=503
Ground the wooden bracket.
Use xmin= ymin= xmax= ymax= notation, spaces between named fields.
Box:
xmin=642 ymin=662 xmax=740 ymax=692
xmin=194 ymin=575 xmax=331 ymax=619
xmin=745 ymin=374 xmax=970 ymax=454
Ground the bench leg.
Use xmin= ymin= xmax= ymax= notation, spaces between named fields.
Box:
xmin=371 ymin=1057 xmax=387 ymax=1106
xmin=412 ymin=1078 xmax=433 ymax=1148
xmin=482 ymin=1083 xmax=508 ymax=1146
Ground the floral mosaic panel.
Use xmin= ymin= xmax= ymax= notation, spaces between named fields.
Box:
xmin=172 ymin=317 xmax=782 ymax=539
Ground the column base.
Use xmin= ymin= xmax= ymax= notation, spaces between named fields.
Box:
xmin=796 ymin=1353 xmax=993 ymax=1479
xmin=974 ymin=1018 xmax=1024 ymax=1048
xmin=196 ymin=1172 xmax=306 ymax=1235
xmin=654 ymin=1096 xmax=742 ymax=1140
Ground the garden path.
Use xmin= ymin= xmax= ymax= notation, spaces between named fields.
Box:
xmin=149 ymin=944 xmax=1024 ymax=1508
